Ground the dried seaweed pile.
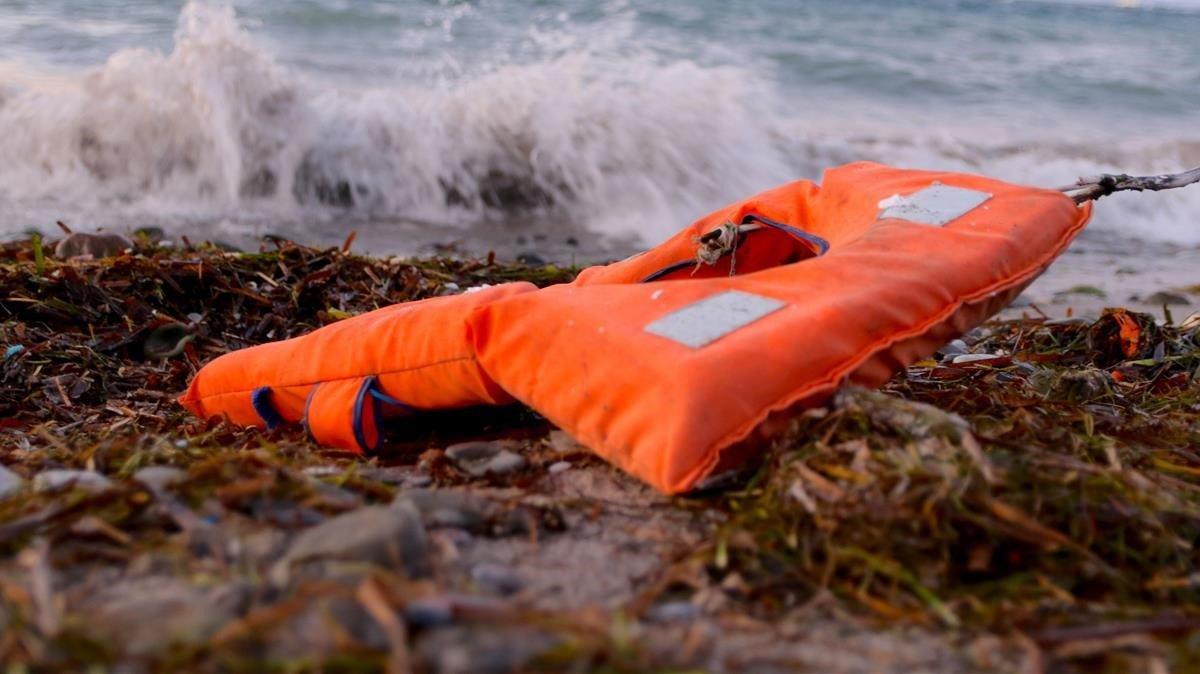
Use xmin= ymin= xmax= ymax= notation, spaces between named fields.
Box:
xmin=1 ymin=235 xmax=1199 ymax=673
xmin=714 ymin=311 xmax=1200 ymax=663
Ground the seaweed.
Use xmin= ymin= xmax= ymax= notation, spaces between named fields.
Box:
xmin=1 ymin=234 xmax=1198 ymax=673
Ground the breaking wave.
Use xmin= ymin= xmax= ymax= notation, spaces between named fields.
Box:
xmin=0 ymin=2 xmax=1196 ymax=247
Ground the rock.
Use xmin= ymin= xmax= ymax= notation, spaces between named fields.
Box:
xmin=133 ymin=465 xmax=185 ymax=491
xmin=548 ymin=461 xmax=571 ymax=474
xmin=54 ymin=231 xmax=133 ymax=260
xmin=416 ymin=626 xmax=559 ymax=674
xmin=404 ymin=596 xmax=455 ymax=628
xmin=143 ymin=322 xmax=195 ymax=360
xmin=263 ymin=594 xmax=390 ymax=660
xmin=406 ymin=489 xmax=491 ymax=533
xmin=270 ymin=499 xmax=429 ymax=584
xmin=0 ymin=465 xmax=24 ymax=499
xmin=516 ymin=252 xmax=546 ymax=266
xmin=1145 ymin=290 xmax=1191 ymax=306
xmin=937 ymin=339 xmax=968 ymax=358
xmin=32 ymin=469 xmax=112 ymax=493
xmin=547 ymin=430 xmax=582 ymax=454
xmin=470 ymin=562 xmax=523 ymax=596
xmin=646 ymin=600 xmax=699 ymax=623
xmin=445 ymin=441 xmax=527 ymax=477
xmin=74 ymin=577 xmax=248 ymax=656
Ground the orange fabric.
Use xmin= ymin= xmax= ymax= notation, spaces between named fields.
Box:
xmin=179 ymin=282 xmax=536 ymax=452
xmin=471 ymin=162 xmax=1092 ymax=493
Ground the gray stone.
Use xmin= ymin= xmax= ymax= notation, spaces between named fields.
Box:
xmin=33 ymin=469 xmax=112 ymax=493
xmin=54 ymin=231 xmax=133 ymax=260
xmin=271 ymin=500 xmax=428 ymax=584
xmin=74 ymin=577 xmax=248 ymax=657
xmin=133 ymin=465 xmax=185 ymax=491
xmin=404 ymin=596 xmax=455 ymax=628
xmin=548 ymin=461 xmax=571 ymax=474
xmin=406 ymin=489 xmax=491 ymax=532
xmin=645 ymin=600 xmax=699 ymax=623
xmin=470 ymin=562 xmax=523 ymax=596
xmin=417 ymin=626 xmax=559 ymax=674
xmin=0 ymin=465 xmax=24 ymax=499
xmin=445 ymin=441 xmax=527 ymax=477
xmin=936 ymin=339 xmax=968 ymax=358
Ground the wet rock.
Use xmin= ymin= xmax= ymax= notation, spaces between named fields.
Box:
xmin=516 ymin=252 xmax=546 ymax=266
xmin=270 ymin=499 xmax=428 ymax=584
xmin=133 ymin=465 xmax=185 ymax=491
xmin=470 ymin=562 xmax=523 ymax=596
xmin=53 ymin=231 xmax=133 ymax=260
xmin=445 ymin=441 xmax=527 ymax=477
xmin=416 ymin=626 xmax=559 ymax=674
xmin=0 ymin=465 xmax=24 ymax=499
xmin=74 ymin=577 xmax=248 ymax=656
xmin=33 ymin=469 xmax=112 ymax=493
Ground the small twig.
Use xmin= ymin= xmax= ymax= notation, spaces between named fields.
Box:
xmin=1059 ymin=165 xmax=1200 ymax=204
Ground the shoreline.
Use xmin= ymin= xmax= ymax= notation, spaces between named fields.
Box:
xmin=1 ymin=236 xmax=1198 ymax=672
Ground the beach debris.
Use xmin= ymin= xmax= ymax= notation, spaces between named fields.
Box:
xmin=142 ymin=322 xmax=195 ymax=360
xmin=469 ymin=562 xmax=524 ymax=596
xmin=133 ymin=465 xmax=186 ymax=491
xmin=1087 ymin=308 xmax=1160 ymax=364
xmin=53 ymin=231 xmax=133 ymax=260
xmin=1144 ymin=290 xmax=1191 ymax=306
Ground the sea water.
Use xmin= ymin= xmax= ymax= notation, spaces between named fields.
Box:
xmin=0 ymin=0 xmax=1196 ymax=253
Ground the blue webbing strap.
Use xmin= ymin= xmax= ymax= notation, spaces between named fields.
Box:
xmin=352 ymin=376 xmax=416 ymax=453
xmin=251 ymin=387 xmax=285 ymax=430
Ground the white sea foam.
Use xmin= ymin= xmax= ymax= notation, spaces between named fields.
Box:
xmin=0 ymin=2 xmax=1196 ymax=248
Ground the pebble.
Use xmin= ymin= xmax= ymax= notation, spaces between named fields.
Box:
xmin=404 ymin=596 xmax=455 ymax=627
xmin=548 ymin=461 xmax=571 ymax=474
xmin=0 ymin=465 xmax=24 ymax=499
xmin=406 ymin=488 xmax=490 ymax=532
xmin=270 ymin=499 xmax=429 ymax=584
xmin=417 ymin=626 xmax=558 ymax=674
xmin=470 ymin=562 xmax=524 ymax=596
xmin=32 ymin=469 xmax=112 ymax=493
xmin=645 ymin=600 xmax=700 ymax=624
xmin=547 ymin=430 xmax=582 ymax=454
xmin=133 ymin=465 xmax=185 ymax=491
xmin=53 ymin=231 xmax=133 ymax=260
xmin=75 ymin=577 xmax=248 ymax=657
xmin=445 ymin=441 xmax=527 ymax=477
xmin=936 ymin=339 xmax=969 ymax=358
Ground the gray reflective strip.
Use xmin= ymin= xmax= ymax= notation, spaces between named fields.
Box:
xmin=644 ymin=290 xmax=786 ymax=348
xmin=877 ymin=184 xmax=992 ymax=226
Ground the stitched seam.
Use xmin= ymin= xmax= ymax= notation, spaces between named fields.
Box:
xmin=194 ymin=354 xmax=477 ymax=400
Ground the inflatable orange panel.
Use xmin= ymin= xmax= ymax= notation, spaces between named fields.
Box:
xmin=472 ymin=162 xmax=1092 ymax=493
xmin=180 ymin=282 xmax=536 ymax=452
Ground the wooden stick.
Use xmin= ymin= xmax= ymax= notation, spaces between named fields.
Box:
xmin=1059 ymin=166 xmax=1200 ymax=204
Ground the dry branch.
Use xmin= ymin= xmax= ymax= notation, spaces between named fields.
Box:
xmin=1060 ymin=165 xmax=1200 ymax=203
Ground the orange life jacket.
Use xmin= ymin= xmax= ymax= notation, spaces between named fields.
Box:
xmin=181 ymin=162 xmax=1090 ymax=493
xmin=179 ymin=282 xmax=536 ymax=452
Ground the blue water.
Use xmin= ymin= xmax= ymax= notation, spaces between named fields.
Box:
xmin=0 ymin=0 xmax=1196 ymax=248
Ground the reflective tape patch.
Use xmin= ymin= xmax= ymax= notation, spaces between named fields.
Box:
xmin=877 ymin=184 xmax=992 ymax=226
xmin=645 ymin=290 xmax=786 ymax=348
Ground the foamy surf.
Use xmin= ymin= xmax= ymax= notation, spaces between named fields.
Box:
xmin=0 ymin=1 xmax=1196 ymax=251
